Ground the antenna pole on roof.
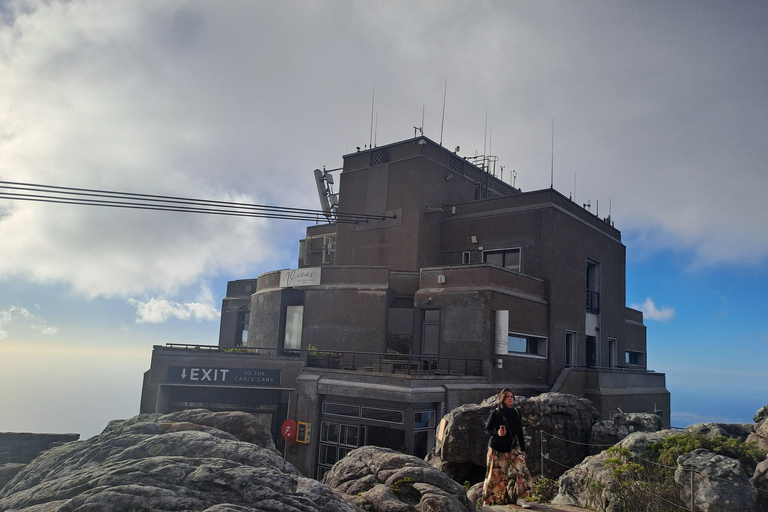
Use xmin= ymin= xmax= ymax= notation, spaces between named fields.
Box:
xmin=440 ymin=80 xmax=447 ymax=146
xmin=550 ymin=118 xmax=555 ymax=189
xmin=369 ymin=86 xmax=376 ymax=148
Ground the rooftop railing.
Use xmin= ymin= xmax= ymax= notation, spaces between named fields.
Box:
xmin=160 ymin=344 xmax=484 ymax=377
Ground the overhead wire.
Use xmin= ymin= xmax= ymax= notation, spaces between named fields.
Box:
xmin=0 ymin=180 xmax=394 ymax=224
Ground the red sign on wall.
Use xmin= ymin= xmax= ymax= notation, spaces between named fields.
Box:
xmin=281 ymin=419 xmax=297 ymax=444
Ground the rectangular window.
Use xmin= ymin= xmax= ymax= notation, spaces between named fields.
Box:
xmin=387 ymin=305 xmax=414 ymax=354
xmin=340 ymin=425 xmax=359 ymax=447
xmin=322 ymin=402 xmax=361 ymax=417
xmin=608 ymin=338 xmax=617 ymax=368
xmin=422 ymin=309 xmax=440 ymax=355
xmin=284 ymin=305 xmax=303 ymax=350
xmin=586 ymin=259 xmax=600 ymax=313
xmin=320 ymin=422 xmax=339 ymax=443
xmin=508 ymin=332 xmax=547 ymax=357
xmin=484 ymin=248 xmax=521 ymax=272
xmin=361 ymin=407 xmax=404 ymax=424
xmin=565 ymin=331 xmax=575 ymax=366
xmin=625 ymin=350 xmax=644 ymax=365
xmin=462 ymin=251 xmax=471 ymax=264
xmin=236 ymin=310 xmax=249 ymax=347
xmin=318 ymin=444 xmax=339 ymax=465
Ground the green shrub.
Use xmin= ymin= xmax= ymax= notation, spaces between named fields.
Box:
xmin=648 ymin=433 xmax=766 ymax=474
xmin=530 ymin=477 xmax=558 ymax=502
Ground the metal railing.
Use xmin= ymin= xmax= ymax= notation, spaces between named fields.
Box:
xmin=160 ymin=344 xmax=484 ymax=377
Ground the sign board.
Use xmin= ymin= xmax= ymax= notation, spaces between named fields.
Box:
xmin=280 ymin=268 xmax=321 ymax=288
xmin=494 ymin=310 xmax=509 ymax=355
xmin=167 ymin=366 xmax=281 ymax=387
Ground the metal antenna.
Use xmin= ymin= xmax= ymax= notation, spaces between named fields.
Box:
xmin=550 ymin=118 xmax=555 ymax=189
xmin=369 ymin=86 xmax=375 ymax=148
xmin=422 ymin=104 xmax=425 ymax=135
xmin=374 ymin=112 xmax=378 ymax=147
xmin=440 ymin=80 xmax=447 ymax=145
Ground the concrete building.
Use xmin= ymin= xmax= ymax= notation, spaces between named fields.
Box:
xmin=141 ymin=135 xmax=670 ymax=478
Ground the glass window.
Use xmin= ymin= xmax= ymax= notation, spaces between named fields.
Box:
xmin=387 ymin=307 xmax=414 ymax=354
xmin=484 ymin=249 xmax=521 ymax=271
xmin=361 ymin=407 xmax=404 ymax=424
xmin=320 ymin=422 xmax=339 ymax=443
xmin=625 ymin=350 xmax=644 ymax=365
xmin=284 ymin=305 xmax=303 ymax=350
xmin=322 ymin=403 xmax=360 ymax=417
xmin=508 ymin=333 xmax=547 ymax=357
xmin=414 ymin=411 xmax=434 ymax=429
xmin=319 ymin=444 xmax=339 ymax=465
xmin=340 ymin=424 xmax=359 ymax=447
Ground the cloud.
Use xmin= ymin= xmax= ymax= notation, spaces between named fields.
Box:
xmin=632 ymin=297 xmax=675 ymax=323
xmin=128 ymin=298 xmax=219 ymax=324
xmin=0 ymin=305 xmax=59 ymax=339
xmin=0 ymin=0 xmax=766 ymax=308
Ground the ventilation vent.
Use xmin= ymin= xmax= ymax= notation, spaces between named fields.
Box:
xmin=370 ymin=147 xmax=390 ymax=166
xmin=449 ymin=156 xmax=464 ymax=174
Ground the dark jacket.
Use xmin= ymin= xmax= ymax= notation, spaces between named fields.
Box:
xmin=485 ymin=405 xmax=526 ymax=453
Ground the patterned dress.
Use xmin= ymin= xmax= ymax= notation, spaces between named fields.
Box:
xmin=482 ymin=406 xmax=533 ymax=505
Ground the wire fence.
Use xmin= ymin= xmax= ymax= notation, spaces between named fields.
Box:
xmin=538 ymin=430 xmax=767 ymax=512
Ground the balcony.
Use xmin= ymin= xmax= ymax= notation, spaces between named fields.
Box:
xmin=160 ymin=344 xmax=484 ymax=377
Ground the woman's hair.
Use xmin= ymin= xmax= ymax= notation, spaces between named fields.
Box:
xmin=497 ymin=388 xmax=514 ymax=405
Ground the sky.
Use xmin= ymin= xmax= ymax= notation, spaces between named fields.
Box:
xmin=0 ymin=0 xmax=766 ymax=439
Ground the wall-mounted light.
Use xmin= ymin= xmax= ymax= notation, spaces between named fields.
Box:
xmin=470 ymin=235 xmax=478 ymax=244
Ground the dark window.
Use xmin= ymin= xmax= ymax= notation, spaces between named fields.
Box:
xmin=236 ymin=310 xmax=249 ymax=347
xmin=625 ymin=350 xmax=644 ymax=365
xmin=586 ymin=260 xmax=600 ymax=313
xmin=322 ymin=403 xmax=360 ymax=417
xmin=361 ymin=407 xmax=404 ymax=424
xmin=484 ymin=249 xmax=521 ymax=271
xmin=387 ymin=303 xmax=414 ymax=354
xmin=422 ymin=310 xmax=440 ymax=355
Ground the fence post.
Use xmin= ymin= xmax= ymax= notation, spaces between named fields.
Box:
xmin=690 ymin=468 xmax=695 ymax=511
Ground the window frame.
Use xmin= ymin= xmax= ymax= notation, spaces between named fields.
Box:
xmin=483 ymin=247 xmax=522 ymax=272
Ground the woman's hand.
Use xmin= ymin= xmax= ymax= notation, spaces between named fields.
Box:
xmin=498 ymin=425 xmax=506 ymax=436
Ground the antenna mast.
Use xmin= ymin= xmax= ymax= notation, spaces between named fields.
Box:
xmin=440 ymin=80 xmax=447 ymax=145
xmin=550 ymin=118 xmax=555 ymax=189
xmin=369 ymin=86 xmax=375 ymax=148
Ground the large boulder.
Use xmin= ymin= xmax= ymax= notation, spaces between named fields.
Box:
xmin=675 ymin=448 xmax=757 ymax=512
xmin=751 ymin=456 xmax=768 ymax=512
xmin=519 ymin=393 xmax=601 ymax=478
xmin=323 ymin=445 xmax=474 ymax=512
xmin=0 ymin=410 xmax=356 ymax=512
xmin=685 ymin=422 xmax=755 ymax=442
xmin=552 ymin=430 xmax=677 ymax=509
xmin=588 ymin=413 xmax=662 ymax=454
xmin=427 ymin=392 xmax=600 ymax=482
xmin=747 ymin=414 xmax=768 ymax=451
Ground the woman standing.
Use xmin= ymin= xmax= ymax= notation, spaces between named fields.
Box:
xmin=482 ymin=388 xmax=534 ymax=508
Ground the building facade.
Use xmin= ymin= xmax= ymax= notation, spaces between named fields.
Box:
xmin=141 ymin=136 xmax=670 ymax=478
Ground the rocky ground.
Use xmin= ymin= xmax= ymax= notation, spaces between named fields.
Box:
xmin=1 ymin=397 xmax=765 ymax=512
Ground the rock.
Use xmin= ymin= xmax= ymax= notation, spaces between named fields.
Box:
xmin=675 ymin=448 xmax=757 ymax=512
xmin=428 ymin=392 xmax=600 ymax=482
xmin=521 ymin=393 xmax=601 ymax=478
xmin=0 ymin=410 xmax=356 ymax=512
xmin=323 ymin=445 xmax=474 ymax=512
xmin=427 ymin=397 xmax=497 ymax=484
xmin=684 ymin=422 xmax=754 ymax=442
xmin=751 ymin=456 xmax=768 ymax=512
xmin=747 ymin=415 xmax=768 ymax=451
xmin=754 ymin=405 xmax=768 ymax=424
xmin=588 ymin=413 xmax=662 ymax=454
xmin=552 ymin=430 xmax=677 ymax=509
xmin=0 ymin=463 xmax=26 ymax=490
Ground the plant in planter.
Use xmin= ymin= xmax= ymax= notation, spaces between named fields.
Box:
xmin=306 ymin=344 xmax=342 ymax=368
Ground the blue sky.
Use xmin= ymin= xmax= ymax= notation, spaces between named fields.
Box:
xmin=1 ymin=0 xmax=766 ymax=438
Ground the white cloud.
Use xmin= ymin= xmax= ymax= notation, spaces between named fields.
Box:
xmin=128 ymin=298 xmax=219 ymax=324
xmin=0 ymin=0 xmax=766 ymax=307
xmin=0 ymin=305 xmax=59 ymax=339
xmin=632 ymin=297 xmax=675 ymax=323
